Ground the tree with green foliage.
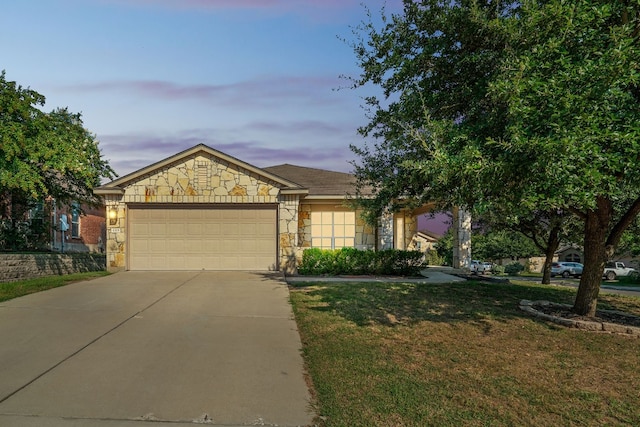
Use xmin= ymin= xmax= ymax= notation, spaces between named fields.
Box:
xmin=349 ymin=0 xmax=640 ymax=316
xmin=434 ymin=228 xmax=454 ymax=266
xmin=472 ymin=229 xmax=539 ymax=263
xmin=0 ymin=71 xmax=115 ymax=250
xmin=476 ymin=207 xmax=586 ymax=284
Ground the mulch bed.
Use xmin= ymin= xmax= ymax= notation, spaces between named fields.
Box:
xmin=532 ymin=302 xmax=640 ymax=328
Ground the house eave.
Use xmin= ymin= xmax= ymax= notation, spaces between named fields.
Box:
xmin=93 ymin=187 xmax=125 ymax=196
xmin=280 ymin=188 xmax=309 ymax=196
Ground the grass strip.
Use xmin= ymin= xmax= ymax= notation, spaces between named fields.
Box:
xmin=290 ymin=280 xmax=640 ymax=426
xmin=0 ymin=271 xmax=110 ymax=302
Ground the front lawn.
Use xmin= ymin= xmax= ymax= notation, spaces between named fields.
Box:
xmin=290 ymin=280 xmax=640 ymax=426
xmin=0 ymin=271 xmax=110 ymax=302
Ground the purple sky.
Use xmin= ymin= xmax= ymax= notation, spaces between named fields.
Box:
xmin=2 ymin=0 xmax=403 ymax=176
xmin=2 ymin=0 xmax=449 ymax=233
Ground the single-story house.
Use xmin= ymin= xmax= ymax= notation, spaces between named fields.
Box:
xmin=408 ymin=230 xmax=441 ymax=253
xmin=95 ymin=144 xmax=456 ymax=273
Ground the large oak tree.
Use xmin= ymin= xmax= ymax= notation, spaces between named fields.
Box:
xmin=349 ymin=0 xmax=640 ymax=316
xmin=0 ymin=71 xmax=115 ymax=242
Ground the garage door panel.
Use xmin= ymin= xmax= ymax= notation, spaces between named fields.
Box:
xmin=149 ymin=223 xmax=168 ymax=235
xmin=166 ymin=223 xmax=186 ymax=235
xmin=257 ymin=223 xmax=275 ymax=237
xmin=129 ymin=206 xmax=276 ymax=271
xmin=242 ymin=223 xmax=255 ymax=234
xmin=148 ymin=240 xmax=169 ymax=254
xmin=203 ymin=224 xmax=221 ymax=236
xmin=185 ymin=224 xmax=202 ymax=237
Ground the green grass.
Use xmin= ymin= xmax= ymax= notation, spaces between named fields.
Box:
xmin=605 ymin=276 xmax=640 ymax=287
xmin=290 ymin=280 xmax=640 ymax=426
xmin=0 ymin=271 xmax=110 ymax=302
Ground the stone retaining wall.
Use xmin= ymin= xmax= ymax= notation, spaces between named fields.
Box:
xmin=0 ymin=253 xmax=106 ymax=283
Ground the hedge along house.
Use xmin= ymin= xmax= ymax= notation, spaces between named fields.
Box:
xmin=94 ymin=144 xmax=454 ymax=273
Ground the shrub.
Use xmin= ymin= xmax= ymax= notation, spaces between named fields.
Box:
xmin=504 ymin=262 xmax=525 ymax=276
xmin=298 ymin=248 xmax=425 ymax=276
xmin=492 ymin=264 xmax=506 ymax=275
xmin=424 ymin=249 xmax=445 ymax=266
xmin=298 ymin=248 xmax=335 ymax=275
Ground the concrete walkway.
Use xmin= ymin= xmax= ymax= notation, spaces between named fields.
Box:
xmin=286 ymin=266 xmax=467 ymax=285
xmin=0 ymin=271 xmax=313 ymax=427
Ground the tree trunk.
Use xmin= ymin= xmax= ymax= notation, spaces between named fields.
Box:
xmin=573 ymin=199 xmax=612 ymax=316
xmin=541 ymin=224 xmax=560 ymax=285
xmin=542 ymin=221 xmax=562 ymax=285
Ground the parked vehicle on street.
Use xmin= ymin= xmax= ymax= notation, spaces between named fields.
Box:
xmin=551 ymin=262 xmax=583 ymax=278
xmin=482 ymin=262 xmax=493 ymax=272
xmin=603 ymin=261 xmax=638 ymax=281
xmin=470 ymin=260 xmax=489 ymax=274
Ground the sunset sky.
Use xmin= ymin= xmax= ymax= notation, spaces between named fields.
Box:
xmin=2 ymin=0 xmax=450 ymax=234
xmin=2 ymin=0 xmax=402 ymax=176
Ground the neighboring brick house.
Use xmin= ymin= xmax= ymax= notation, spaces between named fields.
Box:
xmin=94 ymin=144 xmax=444 ymax=273
xmin=51 ymin=203 xmax=106 ymax=253
xmin=0 ymin=194 xmax=105 ymax=253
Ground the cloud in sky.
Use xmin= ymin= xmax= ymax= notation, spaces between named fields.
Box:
xmin=100 ymin=126 xmax=356 ymax=179
xmin=61 ymin=75 xmax=346 ymax=108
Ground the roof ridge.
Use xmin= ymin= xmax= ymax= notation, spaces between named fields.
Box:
xmin=264 ymin=163 xmax=354 ymax=176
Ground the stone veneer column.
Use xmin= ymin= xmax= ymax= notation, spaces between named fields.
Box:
xmin=453 ymin=207 xmax=471 ymax=269
xmin=298 ymin=204 xmax=312 ymax=249
xmin=279 ymin=195 xmax=300 ymax=274
xmin=404 ymin=213 xmax=418 ymax=249
xmin=104 ymin=196 xmax=126 ymax=272
xmin=378 ymin=210 xmax=394 ymax=250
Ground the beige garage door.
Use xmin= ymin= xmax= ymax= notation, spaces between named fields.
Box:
xmin=128 ymin=206 xmax=277 ymax=271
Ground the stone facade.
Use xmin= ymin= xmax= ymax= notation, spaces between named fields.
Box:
xmin=279 ymin=195 xmax=301 ymax=273
xmin=101 ymin=151 xmax=300 ymax=272
xmin=96 ymin=145 xmax=433 ymax=274
xmin=453 ymin=208 xmax=472 ymax=269
xmin=356 ymin=212 xmax=376 ymax=250
xmin=0 ymin=253 xmax=106 ymax=283
xmin=401 ymin=212 xmax=418 ymax=249
xmin=119 ymin=155 xmax=280 ymax=205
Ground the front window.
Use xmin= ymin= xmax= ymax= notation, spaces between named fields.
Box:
xmin=564 ymin=253 xmax=581 ymax=263
xmin=71 ymin=203 xmax=80 ymax=238
xmin=311 ymin=211 xmax=355 ymax=250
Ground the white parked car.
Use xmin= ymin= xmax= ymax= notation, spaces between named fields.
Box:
xmin=470 ymin=260 xmax=489 ymax=274
xmin=603 ymin=262 xmax=638 ymax=281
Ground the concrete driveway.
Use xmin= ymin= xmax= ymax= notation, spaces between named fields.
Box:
xmin=0 ymin=271 xmax=314 ymax=427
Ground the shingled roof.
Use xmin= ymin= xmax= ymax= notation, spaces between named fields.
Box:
xmin=263 ymin=164 xmax=362 ymax=197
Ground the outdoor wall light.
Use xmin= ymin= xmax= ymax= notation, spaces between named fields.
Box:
xmin=108 ymin=208 xmax=118 ymax=225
